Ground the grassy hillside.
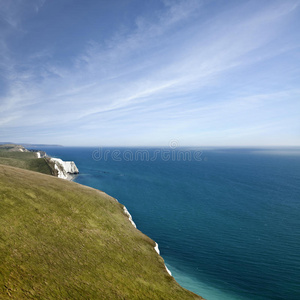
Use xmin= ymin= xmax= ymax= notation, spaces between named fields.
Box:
xmin=0 ymin=165 xmax=202 ymax=299
xmin=0 ymin=145 xmax=53 ymax=175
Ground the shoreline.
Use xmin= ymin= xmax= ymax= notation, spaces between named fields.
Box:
xmin=36 ymin=150 xmax=79 ymax=181
xmin=29 ymin=145 xmax=206 ymax=298
xmin=37 ymin=146 xmax=174 ymax=279
xmin=154 ymin=242 xmax=172 ymax=276
xmin=35 ymin=149 xmax=184 ymax=288
xmin=50 ymin=157 xmax=79 ymax=181
xmin=0 ymin=163 xmax=203 ymax=299
xmin=118 ymin=198 xmax=172 ymax=277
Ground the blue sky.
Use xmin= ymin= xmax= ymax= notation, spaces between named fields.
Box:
xmin=0 ymin=0 xmax=299 ymax=146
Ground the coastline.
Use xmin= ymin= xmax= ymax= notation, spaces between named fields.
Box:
xmin=0 ymin=144 xmax=203 ymax=298
xmin=50 ymin=157 xmax=79 ymax=181
xmin=154 ymin=242 xmax=172 ymax=276
xmin=0 ymin=163 xmax=202 ymax=299
xmin=36 ymin=148 xmax=174 ymax=278
xmin=118 ymin=198 xmax=173 ymax=277
xmin=19 ymin=145 xmax=300 ymax=299
xmin=32 ymin=147 xmax=203 ymax=297
xmin=35 ymin=150 xmax=79 ymax=181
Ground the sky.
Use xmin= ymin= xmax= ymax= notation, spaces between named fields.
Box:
xmin=0 ymin=0 xmax=299 ymax=147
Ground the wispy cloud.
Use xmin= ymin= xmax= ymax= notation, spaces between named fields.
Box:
xmin=0 ymin=0 xmax=300 ymax=145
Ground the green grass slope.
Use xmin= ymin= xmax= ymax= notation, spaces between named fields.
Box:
xmin=0 ymin=146 xmax=53 ymax=175
xmin=0 ymin=165 xmax=202 ymax=299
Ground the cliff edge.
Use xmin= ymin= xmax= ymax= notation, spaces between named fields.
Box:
xmin=0 ymin=164 xmax=203 ymax=299
xmin=50 ymin=157 xmax=79 ymax=180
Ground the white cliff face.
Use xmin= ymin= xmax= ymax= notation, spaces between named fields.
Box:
xmin=65 ymin=161 xmax=79 ymax=174
xmin=50 ymin=158 xmax=79 ymax=180
xmin=123 ymin=206 xmax=137 ymax=228
xmin=15 ymin=145 xmax=28 ymax=152
xmin=36 ymin=151 xmax=46 ymax=158
xmin=53 ymin=163 xmax=68 ymax=180
xmin=165 ymin=265 xmax=172 ymax=276
xmin=122 ymin=205 xmax=172 ymax=277
xmin=154 ymin=242 xmax=172 ymax=276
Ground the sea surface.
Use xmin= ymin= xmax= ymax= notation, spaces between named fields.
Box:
xmin=38 ymin=146 xmax=300 ymax=300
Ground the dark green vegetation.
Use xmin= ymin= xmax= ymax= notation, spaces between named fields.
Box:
xmin=0 ymin=147 xmax=202 ymax=299
xmin=0 ymin=145 xmax=54 ymax=176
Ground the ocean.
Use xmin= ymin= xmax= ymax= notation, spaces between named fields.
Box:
xmin=37 ymin=146 xmax=300 ymax=300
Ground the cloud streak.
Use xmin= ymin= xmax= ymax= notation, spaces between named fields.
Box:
xmin=0 ymin=0 xmax=300 ymax=146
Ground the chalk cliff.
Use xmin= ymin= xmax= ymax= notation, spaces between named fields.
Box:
xmin=50 ymin=158 xmax=79 ymax=180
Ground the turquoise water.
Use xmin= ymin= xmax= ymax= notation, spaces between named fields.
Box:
xmin=38 ymin=147 xmax=300 ymax=300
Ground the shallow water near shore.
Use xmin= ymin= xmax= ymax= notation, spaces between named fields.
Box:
xmin=38 ymin=146 xmax=300 ymax=300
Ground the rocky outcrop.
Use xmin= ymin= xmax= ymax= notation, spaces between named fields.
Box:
xmin=36 ymin=151 xmax=46 ymax=158
xmin=50 ymin=158 xmax=79 ymax=180
xmin=28 ymin=150 xmax=47 ymax=158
